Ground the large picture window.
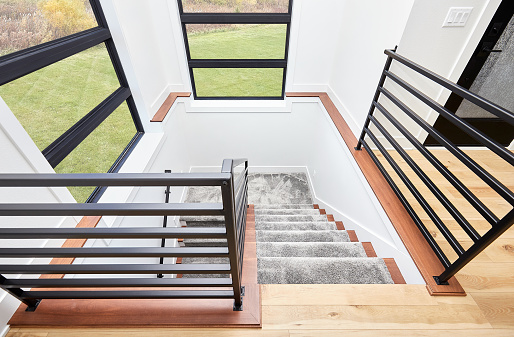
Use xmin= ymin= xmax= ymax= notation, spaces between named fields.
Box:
xmin=0 ymin=0 xmax=143 ymax=203
xmin=177 ymin=0 xmax=292 ymax=99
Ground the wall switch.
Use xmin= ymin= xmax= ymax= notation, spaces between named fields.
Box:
xmin=443 ymin=7 xmax=473 ymax=27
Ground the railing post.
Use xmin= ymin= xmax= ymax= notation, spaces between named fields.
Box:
xmin=0 ymin=275 xmax=40 ymax=311
xmin=356 ymin=48 xmax=396 ymax=151
xmin=220 ymin=162 xmax=243 ymax=311
xmin=436 ymin=208 xmax=514 ymax=284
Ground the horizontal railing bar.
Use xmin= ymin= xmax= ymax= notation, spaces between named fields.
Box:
xmin=372 ymin=99 xmax=499 ymax=226
xmin=0 ymin=247 xmax=229 ymax=258
xmin=221 ymin=159 xmax=233 ymax=173
xmin=384 ymin=49 xmax=514 ymax=125
xmin=4 ymin=278 xmax=231 ymax=288
xmin=361 ymin=140 xmax=451 ymax=267
xmin=0 ymin=203 xmax=224 ymax=216
xmin=234 ymin=167 xmax=248 ymax=194
xmin=365 ymin=128 xmax=465 ymax=256
xmin=0 ymin=173 xmax=230 ymax=187
xmin=180 ymin=13 xmax=291 ymax=24
xmin=0 ymin=264 xmax=231 ymax=274
xmin=231 ymin=158 xmax=248 ymax=169
xmin=0 ymin=227 xmax=226 ymax=239
xmin=385 ymin=70 xmax=514 ymax=166
xmin=189 ymin=59 xmax=287 ymax=68
xmin=21 ymin=290 xmax=234 ymax=300
xmin=2 ymin=278 xmax=233 ymax=288
xmin=371 ymin=106 xmax=482 ymax=242
xmin=379 ymin=87 xmax=514 ymax=205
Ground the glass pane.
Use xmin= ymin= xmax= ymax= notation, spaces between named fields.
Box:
xmin=54 ymin=102 xmax=137 ymax=203
xmin=181 ymin=0 xmax=289 ymax=13
xmin=193 ymin=68 xmax=283 ymax=97
xmin=456 ymin=15 xmax=514 ymax=119
xmin=0 ymin=44 xmax=120 ymax=151
xmin=187 ymin=24 xmax=286 ymax=59
xmin=0 ymin=0 xmax=97 ymax=56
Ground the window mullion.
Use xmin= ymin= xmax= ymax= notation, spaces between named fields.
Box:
xmin=42 ymin=87 xmax=131 ymax=168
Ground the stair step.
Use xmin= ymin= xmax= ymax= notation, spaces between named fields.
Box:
xmin=256 ymin=214 xmax=328 ymax=222
xmin=256 ymin=222 xmax=337 ymax=231
xmin=180 ymin=216 xmax=224 ymax=222
xmin=181 ymin=257 xmax=230 ymax=278
xmin=183 ymin=238 xmax=228 ymax=247
xmin=257 ymin=242 xmax=366 ymax=258
xmin=184 ymin=222 xmax=225 ymax=228
xmin=256 ymin=230 xmax=351 ymax=242
xmin=254 ymin=204 xmax=314 ymax=209
xmin=257 ymin=257 xmax=394 ymax=284
xmin=254 ymin=209 xmax=321 ymax=216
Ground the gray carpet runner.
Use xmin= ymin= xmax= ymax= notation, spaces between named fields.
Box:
xmin=255 ymin=204 xmax=393 ymax=284
xmin=179 ymin=173 xmax=394 ymax=284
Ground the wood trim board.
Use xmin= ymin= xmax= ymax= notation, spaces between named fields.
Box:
xmin=286 ymin=92 xmax=465 ymax=296
xmin=150 ymin=92 xmax=191 ymax=122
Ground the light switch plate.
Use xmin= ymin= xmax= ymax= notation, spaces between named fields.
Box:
xmin=443 ymin=7 xmax=473 ymax=27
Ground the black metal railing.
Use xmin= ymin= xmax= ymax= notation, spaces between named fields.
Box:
xmin=0 ymin=158 xmax=248 ymax=311
xmin=356 ymin=49 xmax=514 ymax=284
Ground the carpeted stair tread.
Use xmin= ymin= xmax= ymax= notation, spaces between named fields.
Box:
xmin=181 ymin=257 xmax=230 ymax=278
xmin=254 ymin=209 xmax=321 ymax=216
xmin=180 ymin=215 xmax=224 ymax=222
xmin=183 ymin=238 xmax=228 ymax=247
xmin=257 ymin=257 xmax=394 ymax=284
xmin=256 ymin=214 xmax=328 ymax=222
xmin=256 ymin=230 xmax=351 ymax=242
xmin=256 ymin=221 xmax=337 ymax=231
xmin=257 ymin=242 xmax=367 ymax=258
xmin=254 ymin=204 xmax=315 ymax=209
xmin=183 ymin=222 xmax=225 ymax=228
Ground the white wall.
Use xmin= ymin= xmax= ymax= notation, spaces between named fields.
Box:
xmin=327 ymin=0 xmax=415 ymax=137
xmin=286 ymin=0 xmax=346 ymax=92
xmin=101 ymin=0 xmax=189 ymax=133
xmin=0 ymin=98 xmax=80 ymax=335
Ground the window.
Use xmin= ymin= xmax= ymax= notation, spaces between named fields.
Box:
xmin=178 ymin=0 xmax=292 ymax=99
xmin=0 ymin=0 xmax=98 ymax=56
xmin=0 ymin=0 xmax=143 ymax=202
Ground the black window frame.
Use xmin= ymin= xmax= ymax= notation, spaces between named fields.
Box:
xmin=177 ymin=0 xmax=293 ymax=100
xmin=0 ymin=0 xmax=144 ymax=203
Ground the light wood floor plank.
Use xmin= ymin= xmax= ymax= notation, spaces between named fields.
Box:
xmin=262 ymin=303 xmax=491 ymax=330
xmin=262 ymin=284 xmax=439 ymax=306
xmin=456 ymin=263 xmax=514 ymax=293
xmin=471 ymin=293 xmax=514 ymax=329
xmin=289 ymin=329 xmax=512 ymax=337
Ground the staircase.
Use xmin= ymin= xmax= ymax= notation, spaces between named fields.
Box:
xmin=255 ymin=204 xmax=393 ymax=284
xmin=179 ymin=173 xmax=402 ymax=284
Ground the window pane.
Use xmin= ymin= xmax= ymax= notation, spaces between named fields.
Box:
xmin=0 ymin=44 xmax=120 ymax=151
xmin=193 ymin=68 xmax=283 ymax=97
xmin=54 ymin=102 xmax=137 ymax=203
xmin=188 ymin=24 xmax=286 ymax=59
xmin=0 ymin=0 xmax=97 ymax=56
xmin=181 ymin=0 xmax=289 ymax=13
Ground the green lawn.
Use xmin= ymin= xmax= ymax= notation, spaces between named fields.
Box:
xmin=0 ymin=46 xmax=136 ymax=202
xmin=188 ymin=24 xmax=286 ymax=97
xmin=0 ymin=24 xmax=285 ymax=201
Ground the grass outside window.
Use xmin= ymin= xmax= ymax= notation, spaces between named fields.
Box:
xmin=0 ymin=45 xmax=120 ymax=151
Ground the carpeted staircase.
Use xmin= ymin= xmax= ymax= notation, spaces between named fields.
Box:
xmin=254 ymin=204 xmax=393 ymax=284
xmin=178 ymin=173 xmax=397 ymax=284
